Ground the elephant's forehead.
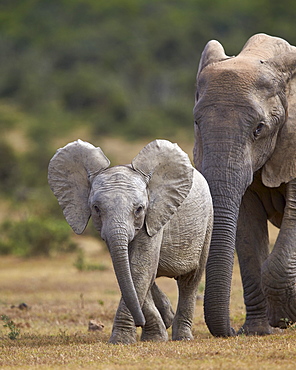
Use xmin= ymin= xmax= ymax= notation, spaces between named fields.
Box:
xmin=92 ymin=166 xmax=146 ymax=192
xmin=212 ymin=56 xmax=260 ymax=74
xmin=200 ymin=57 xmax=260 ymax=90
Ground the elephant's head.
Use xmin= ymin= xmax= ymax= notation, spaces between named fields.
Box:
xmin=48 ymin=139 xmax=193 ymax=328
xmin=193 ymin=34 xmax=296 ymax=336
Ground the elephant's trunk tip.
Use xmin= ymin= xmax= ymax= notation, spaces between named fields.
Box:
xmin=134 ymin=312 xmax=146 ymax=327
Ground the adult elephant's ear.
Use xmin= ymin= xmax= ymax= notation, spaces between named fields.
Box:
xmin=194 ymin=40 xmax=229 ymax=171
xmin=197 ymin=39 xmax=229 ymax=76
xmin=262 ymin=48 xmax=296 ymax=187
xmin=48 ymin=140 xmax=110 ymax=234
xmin=132 ymin=140 xmax=193 ymax=236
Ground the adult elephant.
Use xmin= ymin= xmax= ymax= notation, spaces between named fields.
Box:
xmin=193 ymin=33 xmax=296 ymax=337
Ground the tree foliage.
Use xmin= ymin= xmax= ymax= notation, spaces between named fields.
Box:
xmin=1 ymin=0 xmax=295 ymax=143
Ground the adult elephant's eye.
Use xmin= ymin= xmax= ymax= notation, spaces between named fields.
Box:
xmin=253 ymin=122 xmax=264 ymax=138
xmin=94 ymin=205 xmax=100 ymax=215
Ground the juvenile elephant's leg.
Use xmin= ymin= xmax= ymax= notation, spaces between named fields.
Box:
xmin=236 ymin=187 xmax=271 ymax=335
xmin=172 ymin=271 xmax=199 ymax=340
xmin=130 ymin=231 xmax=169 ymax=341
xmin=110 ymin=288 xmax=169 ymax=343
xmin=141 ymin=289 xmax=169 ymax=342
xmin=110 ymin=230 xmax=163 ymax=343
xmin=109 ymin=299 xmax=137 ymax=344
xmin=151 ymin=282 xmax=175 ymax=328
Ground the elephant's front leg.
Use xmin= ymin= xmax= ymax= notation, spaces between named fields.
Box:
xmin=140 ymin=289 xmax=169 ymax=342
xmin=109 ymin=298 xmax=137 ymax=344
xmin=109 ymin=229 xmax=166 ymax=343
xmin=236 ymin=186 xmax=271 ymax=335
xmin=261 ymin=179 xmax=296 ymax=328
xmin=172 ymin=271 xmax=199 ymax=340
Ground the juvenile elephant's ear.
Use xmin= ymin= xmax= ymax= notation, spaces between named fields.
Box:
xmin=48 ymin=140 xmax=110 ymax=234
xmin=262 ymin=48 xmax=296 ymax=187
xmin=131 ymin=140 xmax=193 ymax=236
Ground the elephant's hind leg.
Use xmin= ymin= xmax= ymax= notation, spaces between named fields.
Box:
xmin=151 ymin=282 xmax=175 ymax=328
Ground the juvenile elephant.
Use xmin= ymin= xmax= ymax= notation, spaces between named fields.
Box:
xmin=48 ymin=139 xmax=213 ymax=343
xmin=193 ymin=33 xmax=296 ymax=337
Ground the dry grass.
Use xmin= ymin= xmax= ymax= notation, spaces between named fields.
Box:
xmin=0 ymin=228 xmax=295 ymax=370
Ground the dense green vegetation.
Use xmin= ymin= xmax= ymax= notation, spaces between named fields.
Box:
xmin=0 ymin=0 xmax=295 ymax=255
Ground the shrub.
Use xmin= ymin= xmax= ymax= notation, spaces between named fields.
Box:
xmin=0 ymin=217 xmax=77 ymax=257
xmin=0 ymin=140 xmax=20 ymax=194
xmin=74 ymin=249 xmax=108 ymax=272
xmin=1 ymin=315 xmax=20 ymax=340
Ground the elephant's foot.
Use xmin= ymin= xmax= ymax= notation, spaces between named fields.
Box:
xmin=140 ymin=321 xmax=168 ymax=342
xmin=264 ymin=288 xmax=296 ymax=329
xmin=109 ymin=327 xmax=137 ymax=344
xmin=172 ymin=320 xmax=194 ymax=341
xmin=237 ymin=317 xmax=272 ymax=336
xmin=172 ymin=331 xmax=194 ymax=341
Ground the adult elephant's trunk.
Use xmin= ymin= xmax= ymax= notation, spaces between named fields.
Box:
xmin=107 ymin=229 xmax=146 ymax=327
xmin=204 ymin=191 xmax=240 ymax=336
xmin=201 ymin=141 xmax=252 ymax=337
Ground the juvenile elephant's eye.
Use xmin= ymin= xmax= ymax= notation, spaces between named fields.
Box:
xmin=135 ymin=206 xmax=144 ymax=216
xmin=253 ymin=122 xmax=264 ymax=138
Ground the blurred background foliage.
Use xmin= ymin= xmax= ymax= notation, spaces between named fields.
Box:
xmin=0 ymin=0 xmax=295 ymax=256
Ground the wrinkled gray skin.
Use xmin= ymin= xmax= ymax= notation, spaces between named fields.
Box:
xmin=48 ymin=139 xmax=213 ymax=344
xmin=193 ymin=33 xmax=296 ymax=337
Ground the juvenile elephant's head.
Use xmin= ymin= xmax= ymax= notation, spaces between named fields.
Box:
xmin=48 ymin=139 xmax=193 ymax=328
xmin=193 ymin=34 xmax=296 ymax=336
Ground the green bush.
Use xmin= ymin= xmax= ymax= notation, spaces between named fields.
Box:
xmin=1 ymin=315 xmax=20 ymax=340
xmin=0 ymin=217 xmax=77 ymax=257
xmin=0 ymin=140 xmax=20 ymax=194
xmin=74 ymin=249 xmax=108 ymax=272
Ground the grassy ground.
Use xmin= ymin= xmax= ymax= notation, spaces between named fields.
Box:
xmin=0 ymin=131 xmax=292 ymax=368
xmin=1 ymin=227 xmax=296 ymax=369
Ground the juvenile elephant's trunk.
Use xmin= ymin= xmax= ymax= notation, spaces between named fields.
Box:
xmin=107 ymin=230 xmax=145 ymax=327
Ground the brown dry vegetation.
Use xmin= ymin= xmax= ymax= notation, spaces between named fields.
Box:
xmin=1 ymin=226 xmax=296 ymax=369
